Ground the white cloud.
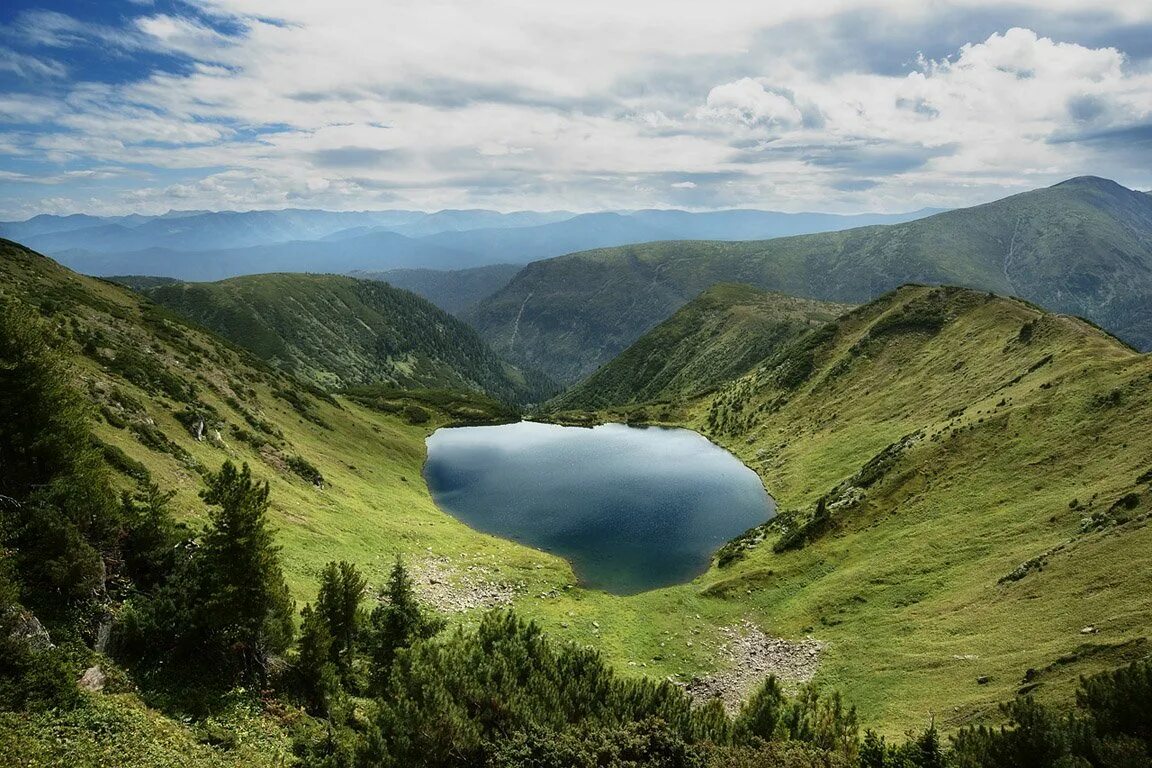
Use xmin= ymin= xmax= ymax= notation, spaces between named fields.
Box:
xmin=2 ymin=3 xmax=1152 ymax=216
xmin=696 ymin=79 xmax=804 ymax=129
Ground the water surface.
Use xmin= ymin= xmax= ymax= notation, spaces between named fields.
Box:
xmin=424 ymin=421 xmax=773 ymax=594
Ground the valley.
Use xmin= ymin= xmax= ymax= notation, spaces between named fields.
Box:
xmin=7 ymin=4 xmax=1152 ymax=764
xmin=2 ymin=178 xmax=1151 ymax=766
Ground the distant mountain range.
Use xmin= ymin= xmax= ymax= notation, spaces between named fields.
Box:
xmin=0 ymin=206 xmax=941 ymax=281
xmin=467 ymin=176 xmax=1152 ymax=383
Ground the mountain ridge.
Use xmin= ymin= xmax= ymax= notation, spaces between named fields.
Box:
xmin=551 ymin=283 xmax=853 ymax=410
xmin=136 ymin=272 xmax=555 ymax=403
xmin=468 ymin=176 xmax=1152 ymax=383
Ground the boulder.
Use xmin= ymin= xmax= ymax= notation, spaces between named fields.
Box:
xmin=78 ymin=665 xmax=106 ymax=693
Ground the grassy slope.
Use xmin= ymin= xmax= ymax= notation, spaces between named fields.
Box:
xmin=468 ymin=176 xmax=1152 ymax=383
xmin=141 ymin=272 xmax=554 ymax=403
xmin=5 ymin=239 xmax=1151 ymax=751
xmin=0 ymin=240 xmax=574 ymax=762
xmin=552 ymin=284 xmax=852 ymax=410
xmin=547 ymin=285 xmax=1152 ymax=733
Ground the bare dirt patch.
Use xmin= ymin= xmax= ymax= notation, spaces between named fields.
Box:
xmin=685 ymin=621 xmax=825 ymax=712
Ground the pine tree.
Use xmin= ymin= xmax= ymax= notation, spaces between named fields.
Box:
xmin=860 ymin=728 xmax=888 ymax=768
xmin=365 ymin=556 xmax=443 ymax=690
xmin=734 ymin=675 xmax=785 ymax=743
xmin=119 ymin=480 xmax=180 ymax=594
xmin=315 ymin=560 xmax=366 ymax=685
xmin=197 ymin=461 xmax=295 ymax=682
xmin=295 ymin=603 xmax=339 ymax=715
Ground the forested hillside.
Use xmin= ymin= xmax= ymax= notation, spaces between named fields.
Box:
xmin=353 ymin=264 xmax=521 ymax=315
xmin=138 ymin=273 xmax=555 ymax=403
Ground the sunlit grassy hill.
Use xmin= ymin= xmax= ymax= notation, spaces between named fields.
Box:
xmin=0 ymin=239 xmax=570 ymax=603
xmin=552 ymin=282 xmax=1152 ymax=730
xmin=552 ymin=283 xmax=851 ymax=410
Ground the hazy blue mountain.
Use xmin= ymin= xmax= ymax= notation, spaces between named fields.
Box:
xmin=353 ymin=264 xmax=522 ymax=315
xmin=419 ymin=212 xmax=676 ymax=263
xmin=9 ymin=209 xmax=424 ymax=253
xmin=7 ymin=205 xmax=941 ymax=279
xmin=388 ymin=209 xmax=577 ymax=237
xmin=416 ymin=208 xmax=941 ymax=264
xmin=54 ymin=230 xmax=475 ymax=281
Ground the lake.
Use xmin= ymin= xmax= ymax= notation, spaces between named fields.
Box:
xmin=423 ymin=421 xmax=774 ymax=594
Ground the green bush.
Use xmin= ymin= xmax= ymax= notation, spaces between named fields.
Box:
xmin=287 ymin=455 xmax=325 ymax=487
xmin=401 ymin=404 xmax=430 ymax=425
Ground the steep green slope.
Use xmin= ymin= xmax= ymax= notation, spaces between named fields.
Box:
xmin=353 ymin=263 xmax=520 ymax=315
xmin=560 ymin=284 xmax=1152 ymax=731
xmin=4 ymin=236 xmax=1152 ymax=748
xmin=0 ymin=238 xmax=571 ymax=599
xmin=469 ymin=176 xmax=1152 ymax=383
xmin=140 ymin=273 xmax=555 ymax=403
xmin=0 ymin=238 xmax=585 ymax=763
xmin=552 ymin=284 xmax=851 ymax=410
xmin=546 ymin=285 xmax=1152 ymax=732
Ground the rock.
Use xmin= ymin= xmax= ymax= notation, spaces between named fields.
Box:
xmin=78 ymin=665 xmax=105 ymax=693
xmin=7 ymin=608 xmax=54 ymax=652
xmin=977 ymin=675 xmax=990 ymax=685
xmin=1080 ymin=625 xmax=1098 ymax=635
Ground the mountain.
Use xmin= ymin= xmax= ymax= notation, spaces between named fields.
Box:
xmin=52 ymin=230 xmax=476 ymax=281
xmin=136 ymin=273 xmax=554 ymax=403
xmin=1 ymin=209 xmax=425 ymax=253
xmin=468 ymin=176 xmax=1152 ymax=383
xmin=0 ymin=237 xmax=579 ymax=761
xmin=552 ymin=284 xmax=852 ymax=409
xmin=553 ymin=283 xmax=1152 ymax=728
xmin=3 ymin=236 xmax=1152 ymax=753
xmin=8 ymin=205 xmax=940 ymax=281
xmin=419 ymin=207 xmax=940 ymax=265
xmin=353 ymin=264 xmax=522 ymax=315
xmin=387 ymin=209 xmax=577 ymax=237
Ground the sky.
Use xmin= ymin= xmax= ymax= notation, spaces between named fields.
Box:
xmin=1 ymin=1 xmax=1151 ymax=218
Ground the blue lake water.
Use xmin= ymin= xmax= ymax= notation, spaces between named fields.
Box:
xmin=423 ymin=421 xmax=774 ymax=595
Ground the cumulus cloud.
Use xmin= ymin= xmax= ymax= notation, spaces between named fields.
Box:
xmin=696 ymin=79 xmax=804 ymax=129
xmin=1 ymin=2 xmax=1151 ymax=216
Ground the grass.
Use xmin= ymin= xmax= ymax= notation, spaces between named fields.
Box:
xmin=5 ymin=241 xmax=1152 ymax=757
xmin=543 ymin=285 xmax=1152 ymax=734
xmin=551 ymin=283 xmax=851 ymax=410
